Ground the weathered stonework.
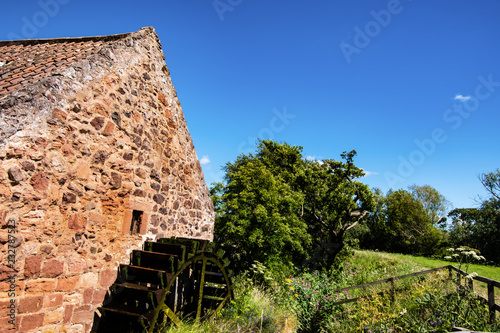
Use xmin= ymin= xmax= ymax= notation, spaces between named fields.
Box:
xmin=0 ymin=27 xmax=214 ymax=332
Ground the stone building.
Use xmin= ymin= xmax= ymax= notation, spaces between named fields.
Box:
xmin=0 ymin=27 xmax=214 ymax=332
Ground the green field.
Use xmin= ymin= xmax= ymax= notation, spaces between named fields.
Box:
xmin=353 ymin=250 xmax=500 ymax=305
xmin=355 ymin=250 xmax=500 ymax=281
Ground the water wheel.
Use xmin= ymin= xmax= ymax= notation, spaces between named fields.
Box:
xmin=92 ymin=239 xmax=233 ymax=333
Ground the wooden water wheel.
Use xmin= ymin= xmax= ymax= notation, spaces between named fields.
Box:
xmin=92 ymin=239 xmax=233 ymax=333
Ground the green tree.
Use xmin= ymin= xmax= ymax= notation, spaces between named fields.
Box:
xmin=357 ymin=188 xmax=387 ymax=250
xmin=300 ymin=151 xmax=375 ymax=271
xmin=384 ymin=189 xmax=441 ymax=254
xmin=212 ymin=149 xmax=309 ymax=275
xmin=409 ymin=184 xmax=451 ymax=228
xmin=478 ymin=168 xmax=500 ymax=208
xmin=449 ymin=169 xmax=500 ymax=263
xmin=211 ymin=140 xmax=374 ymax=275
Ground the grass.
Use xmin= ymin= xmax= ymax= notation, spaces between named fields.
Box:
xmin=354 ymin=250 xmax=500 ymax=306
xmin=160 ymin=250 xmax=500 ymax=332
xmin=382 ymin=252 xmax=500 ymax=281
xmin=160 ymin=277 xmax=297 ymax=333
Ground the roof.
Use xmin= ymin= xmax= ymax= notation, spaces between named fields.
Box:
xmin=0 ymin=30 xmax=144 ymax=97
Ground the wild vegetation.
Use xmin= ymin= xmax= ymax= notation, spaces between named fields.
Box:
xmin=166 ymin=140 xmax=500 ymax=332
xmin=164 ymin=251 xmax=499 ymax=332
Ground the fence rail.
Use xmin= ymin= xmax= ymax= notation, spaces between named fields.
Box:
xmin=329 ymin=265 xmax=499 ymax=323
xmin=448 ymin=265 xmax=500 ymax=323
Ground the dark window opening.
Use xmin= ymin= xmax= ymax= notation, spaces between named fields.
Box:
xmin=130 ymin=210 xmax=143 ymax=235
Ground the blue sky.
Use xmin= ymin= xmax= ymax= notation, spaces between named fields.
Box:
xmin=2 ymin=0 xmax=499 ymax=210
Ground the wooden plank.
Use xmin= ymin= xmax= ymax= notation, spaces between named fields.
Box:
xmin=473 ymin=275 xmax=500 ymax=288
xmin=393 ymin=266 xmax=447 ymax=281
xmin=331 ymin=266 xmax=447 ymax=294
xmin=488 ymin=282 xmax=496 ymax=323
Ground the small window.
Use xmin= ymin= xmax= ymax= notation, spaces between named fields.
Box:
xmin=130 ymin=210 xmax=143 ymax=235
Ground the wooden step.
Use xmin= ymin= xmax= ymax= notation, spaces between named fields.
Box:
xmin=143 ymin=241 xmax=187 ymax=260
xmin=131 ymin=250 xmax=179 ymax=272
xmin=202 ymin=285 xmax=228 ymax=299
xmin=94 ymin=307 xmax=146 ymax=333
xmin=119 ymin=264 xmax=172 ymax=290
xmin=103 ymin=283 xmax=164 ymax=315
xmin=203 ymin=270 xmax=226 ymax=285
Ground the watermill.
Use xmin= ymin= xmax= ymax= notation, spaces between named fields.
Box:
xmin=91 ymin=238 xmax=233 ymax=333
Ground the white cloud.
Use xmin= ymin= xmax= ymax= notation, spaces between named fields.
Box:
xmin=454 ymin=94 xmax=471 ymax=102
xmin=199 ymin=155 xmax=210 ymax=165
xmin=362 ymin=169 xmax=379 ymax=177
xmin=306 ymin=156 xmax=324 ymax=165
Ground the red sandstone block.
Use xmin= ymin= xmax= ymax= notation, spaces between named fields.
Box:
xmin=103 ymin=121 xmax=115 ymax=135
xmin=0 ymin=280 xmax=23 ymax=299
xmin=83 ymin=288 xmax=94 ymax=304
xmin=72 ymin=309 xmax=94 ymax=324
xmin=67 ymin=257 xmax=87 ymax=275
xmin=75 ymin=304 xmax=91 ymax=312
xmin=158 ymin=93 xmax=167 ymax=106
xmin=61 ymin=144 xmax=74 ymax=156
xmin=99 ymin=269 xmax=117 ymax=288
xmin=55 ymin=276 xmax=79 ymax=292
xmin=44 ymin=293 xmax=63 ymax=308
xmin=19 ymin=313 xmax=44 ymax=332
xmin=43 ymin=307 xmax=64 ymax=325
xmin=25 ymin=279 xmax=56 ymax=294
xmin=18 ymin=295 xmax=43 ymax=313
xmin=63 ymin=304 xmax=74 ymax=324
xmin=0 ymin=315 xmax=18 ymax=332
xmin=42 ymin=259 xmax=64 ymax=278
xmin=72 ymin=161 xmax=90 ymax=180
xmin=90 ymin=116 xmax=105 ymax=130
xmin=92 ymin=289 xmax=107 ymax=305
xmin=52 ymin=108 xmax=67 ymax=122
xmin=30 ymin=172 xmax=50 ymax=192
xmin=68 ymin=213 xmax=87 ymax=231
xmin=88 ymin=212 xmax=107 ymax=225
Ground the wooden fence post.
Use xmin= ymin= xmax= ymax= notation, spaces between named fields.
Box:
xmin=390 ymin=277 xmax=395 ymax=303
xmin=488 ymin=281 xmax=496 ymax=323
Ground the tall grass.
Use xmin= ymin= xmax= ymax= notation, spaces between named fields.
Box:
xmin=164 ymin=250 xmax=500 ymax=332
xmin=161 ymin=276 xmax=297 ymax=333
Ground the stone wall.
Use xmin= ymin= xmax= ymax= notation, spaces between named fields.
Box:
xmin=0 ymin=27 xmax=214 ymax=332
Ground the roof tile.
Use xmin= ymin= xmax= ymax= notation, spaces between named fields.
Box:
xmin=0 ymin=30 xmax=138 ymax=97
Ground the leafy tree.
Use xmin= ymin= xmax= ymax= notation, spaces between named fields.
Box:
xmin=355 ymin=185 xmax=448 ymax=255
xmin=383 ymin=189 xmax=435 ymax=253
xmin=211 ymin=145 xmax=309 ymax=275
xmin=409 ymin=184 xmax=451 ymax=228
xmin=478 ymin=168 xmax=500 ymax=208
xmin=211 ymin=140 xmax=374 ymax=275
xmin=448 ymin=169 xmax=500 ymax=263
xmin=357 ymin=188 xmax=387 ymax=250
xmin=300 ymin=151 xmax=375 ymax=271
